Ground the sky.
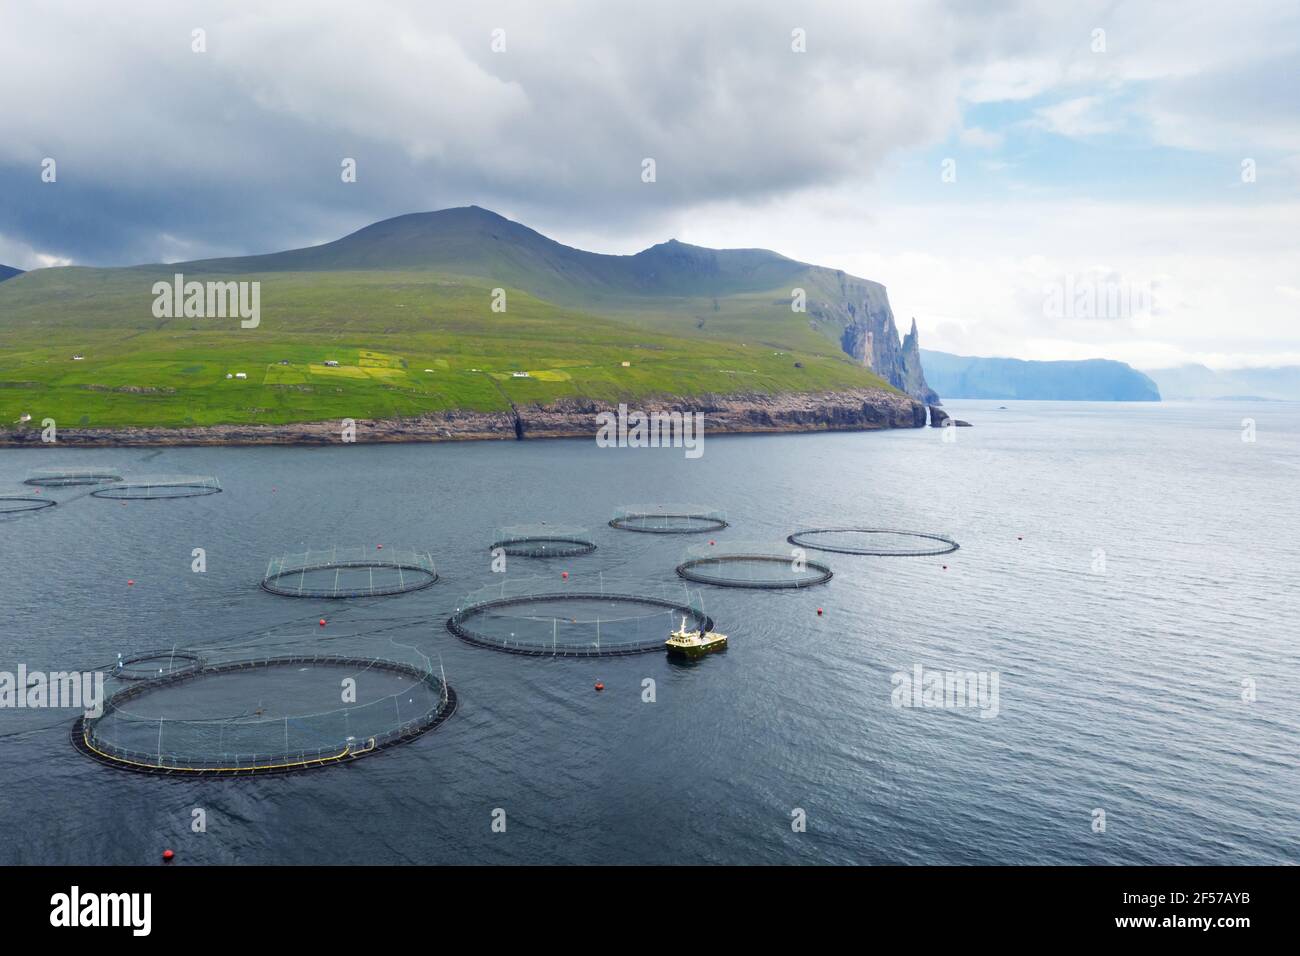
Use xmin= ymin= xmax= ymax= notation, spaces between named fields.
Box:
xmin=1 ymin=0 xmax=1297 ymax=369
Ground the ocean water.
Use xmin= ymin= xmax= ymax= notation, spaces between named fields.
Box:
xmin=0 ymin=400 xmax=1296 ymax=865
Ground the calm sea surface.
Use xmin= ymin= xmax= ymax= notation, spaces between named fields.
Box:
xmin=1 ymin=400 xmax=1296 ymax=865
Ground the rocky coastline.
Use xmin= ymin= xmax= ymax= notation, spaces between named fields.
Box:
xmin=0 ymin=388 xmax=924 ymax=447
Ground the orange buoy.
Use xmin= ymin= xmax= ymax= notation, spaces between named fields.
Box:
xmin=594 ymin=682 xmax=604 ymax=691
xmin=162 ymin=849 xmax=174 ymax=862
xmin=318 ymin=618 xmax=326 ymax=627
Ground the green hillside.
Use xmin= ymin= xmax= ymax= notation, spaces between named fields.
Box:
xmin=164 ymin=207 xmax=869 ymax=354
xmin=0 ymin=208 xmax=901 ymax=431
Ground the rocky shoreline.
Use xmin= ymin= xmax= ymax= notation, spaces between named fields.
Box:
xmin=0 ymin=388 xmax=924 ymax=447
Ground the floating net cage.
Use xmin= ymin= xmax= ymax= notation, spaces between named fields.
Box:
xmin=74 ymin=644 xmax=456 ymax=775
xmin=0 ymin=494 xmax=56 ymax=515
xmin=490 ymin=523 xmax=596 ymax=558
xmin=24 ymin=468 xmax=123 ymax=487
xmin=609 ymin=504 xmax=728 ymax=534
xmin=112 ymin=649 xmax=206 ymax=681
xmin=261 ymin=546 xmax=439 ymax=599
xmin=448 ymin=575 xmax=713 ymax=657
xmin=261 ymin=546 xmax=439 ymax=598
xmin=676 ymin=539 xmax=834 ymax=589
xmin=787 ymin=528 xmax=960 ymax=557
xmin=91 ymin=474 xmax=222 ymax=499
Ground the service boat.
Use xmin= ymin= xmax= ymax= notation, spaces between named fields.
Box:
xmin=665 ymin=616 xmax=728 ymax=658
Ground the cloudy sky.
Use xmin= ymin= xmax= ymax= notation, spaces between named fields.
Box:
xmin=2 ymin=0 xmax=1297 ymax=369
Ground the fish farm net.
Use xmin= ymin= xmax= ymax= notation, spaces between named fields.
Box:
xmin=24 ymin=468 xmax=123 ymax=487
xmin=0 ymin=494 xmax=56 ymax=515
xmin=90 ymin=474 xmax=222 ymax=499
xmin=74 ymin=653 xmax=456 ymax=775
xmin=113 ymin=649 xmax=205 ymax=681
xmin=261 ymin=546 xmax=439 ymax=598
xmin=676 ymin=540 xmax=834 ymax=589
xmin=609 ymin=504 xmax=728 ymax=534
xmin=490 ymin=524 xmax=596 ymax=558
xmin=787 ymin=528 xmax=960 ymax=557
xmin=448 ymin=575 xmax=713 ymax=657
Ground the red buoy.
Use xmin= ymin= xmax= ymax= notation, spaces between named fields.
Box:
xmin=1017 ymin=536 xmax=1023 ymax=541
xmin=318 ymin=618 xmax=326 ymax=627
xmin=561 ymin=571 xmax=568 ymax=579
xmin=594 ymin=682 xmax=604 ymax=692
xmin=377 ymin=544 xmax=383 ymax=550
xmin=816 ymin=607 xmax=823 ymax=616
xmin=127 ymin=580 xmax=135 ymax=586
xmin=942 ymin=565 xmax=948 ymax=570
xmin=162 ymin=849 xmax=174 ymax=862
xmin=709 ymin=540 xmax=715 ymax=546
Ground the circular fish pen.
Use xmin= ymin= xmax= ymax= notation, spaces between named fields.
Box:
xmin=24 ymin=468 xmax=123 ymax=487
xmin=113 ymin=649 xmax=205 ymax=681
xmin=0 ymin=494 xmax=56 ymax=515
xmin=609 ymin=504 xmax=728 ymax=534
xmin=449 ymin=577 xmax=713 ymax=657
xmin=676 ymin=539 xmax=833 ymax=589
xmin=787 ymin=528 xmax=959 ymax=557
xmin=91 ymin=474 xmax=221 ymax=499
xmin=490 ymin=524 xmax=596 ymax=558
xmin=261 ymin=546 xmax=439 ymax=599
xmin=73 ymin=654 xmax=457 ymax=775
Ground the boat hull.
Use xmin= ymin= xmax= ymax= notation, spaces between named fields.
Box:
xmin=665 ymin=639 xmax=727 ymax=659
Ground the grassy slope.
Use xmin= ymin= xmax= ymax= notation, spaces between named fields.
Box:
xmin=0 ymin=267 xmax=892 ymax=429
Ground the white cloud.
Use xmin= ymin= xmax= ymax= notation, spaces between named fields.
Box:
xmin=959 ymin=126 xmax=1004 ymax=150
xmin=1032 ymin=96 xmax=1117 ymax=138
xmin=0 ymin=233 xmax=70 ymax=271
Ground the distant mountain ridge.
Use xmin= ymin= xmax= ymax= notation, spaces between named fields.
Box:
xmin=1144 ymin=364 xmax=1300 ymax=402
xmin=0 ymin=264 xmax=22 ymax=283
xmin=185 ymin=207 xmax=805 ymax=297
xmin=921 ymin=350 xmax=1160 ymax=401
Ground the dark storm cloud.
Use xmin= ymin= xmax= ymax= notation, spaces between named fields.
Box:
xmin=0 ymin=0 xmax=985 ymax=265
